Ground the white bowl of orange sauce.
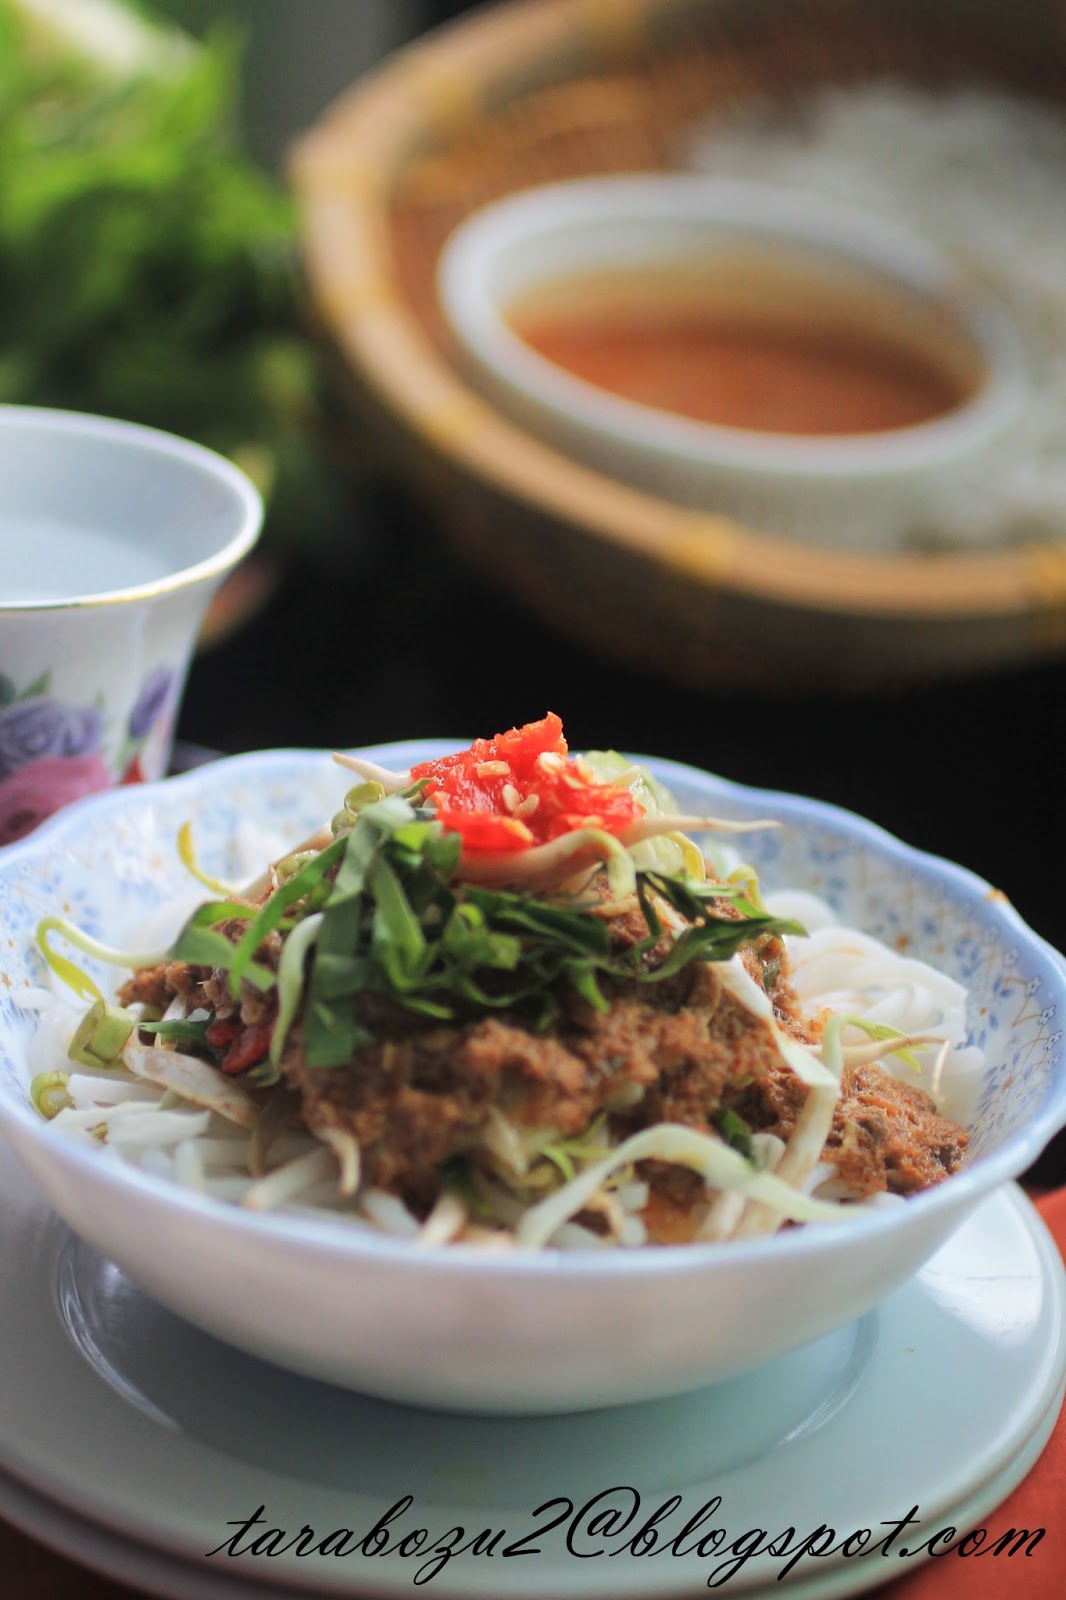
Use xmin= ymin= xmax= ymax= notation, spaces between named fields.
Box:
xmin=437 ymin=176 xmax=1025 ymax=548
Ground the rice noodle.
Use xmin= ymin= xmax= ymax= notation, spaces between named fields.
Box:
xmin=733 ymin=1085 xmax=839 ymax=1239
xmin=69 ymin=1106 xmax=211 ymax=1146
xmin=243 ymin=1147 xmax=336 ymax=1212
xmin=312 ymin=1124 xmax=360 ymax=1196
xmin=359 ymin=1188 xmax=421 ymax=1238
xmin=515 ymin=1123 xmax=854 ymax=1250
xmin=700 ymin=1132 xmax=786 ymax=1241
xmin=247 ymin=1082 xmax=299 ymax=1176
xmin=418 ymin=1190 xmax=468 ymax=1246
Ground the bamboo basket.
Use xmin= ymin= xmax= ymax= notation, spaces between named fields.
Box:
xmin=291 ymin=0 xmax=1066 ymax=693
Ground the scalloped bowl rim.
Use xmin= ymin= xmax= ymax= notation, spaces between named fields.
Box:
xmin=0 ymin=744 xmax=1064 ymax=1282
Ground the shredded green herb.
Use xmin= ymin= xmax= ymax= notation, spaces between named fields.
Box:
xmin=157 ymin=794 xmax=804 ymax=1073
xmin=137 ymin=1016 xmax=213 ymax=1046
xmin=710 ymin=1107 xmax=755 ymax=1161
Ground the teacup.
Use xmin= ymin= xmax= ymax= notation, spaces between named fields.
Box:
xmin=0 ymin=406 xmax=261 ymax=846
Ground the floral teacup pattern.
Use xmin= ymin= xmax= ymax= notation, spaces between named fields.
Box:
xmin=0 ymin=665 xmax=176 ymax=846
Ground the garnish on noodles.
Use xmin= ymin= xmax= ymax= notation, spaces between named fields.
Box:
xmin=32 ymin=715 xmax=971 ymax=1248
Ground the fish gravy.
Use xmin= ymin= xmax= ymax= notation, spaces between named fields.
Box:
xmin=506 ymin=253 xmax=983 ymax=439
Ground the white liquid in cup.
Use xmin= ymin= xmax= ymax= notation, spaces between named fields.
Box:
xmin=0 ymin=518 xmax=171 ymax=605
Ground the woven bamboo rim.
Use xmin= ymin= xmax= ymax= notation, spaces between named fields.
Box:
xmin=291 ymin=0 xmax=1066 ymax=672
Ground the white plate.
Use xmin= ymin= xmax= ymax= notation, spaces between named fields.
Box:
xmin=0 ymin=1407 xmax=1059 ymax=1600
xmin=0 ymin=1142 xmax=1061 ymax=1600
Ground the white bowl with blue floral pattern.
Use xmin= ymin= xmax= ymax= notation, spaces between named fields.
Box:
xmin=0 ymin=745 xmax=1064 ymax=1414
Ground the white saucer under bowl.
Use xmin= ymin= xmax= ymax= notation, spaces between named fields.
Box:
xmin=0 ymin=1142 xmax=1061 ymax=1600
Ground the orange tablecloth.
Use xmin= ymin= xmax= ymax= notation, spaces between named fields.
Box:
xmin=879 ymin=1185 xmax=1066 ymax=1600
xmin=2 ymin=1191 xmax=1063 ymax=1599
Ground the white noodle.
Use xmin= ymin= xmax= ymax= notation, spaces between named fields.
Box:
xmin=359 ymin=1188 xmax=421 ymax=1237
xmin=243 ymin=1147 xmax=336 ymax=1212
xmin=67 ymin=1076 xmax=159 ymax=1108
xmin=173 ymin=1138 xmax=205 ymax=1192
xmin=418 ymin=1190 xmax=469 ymax=1246
xmin=703 ymin=1132 xmax=787 ymax=1242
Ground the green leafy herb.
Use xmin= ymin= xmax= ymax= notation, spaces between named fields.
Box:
xmin=710 ymin=1107 xmax=755 ymax=1160
xmin=0 ymin=0 xmax=337 ymax=553
xmin=225 ymin=834 xmax=345 ymax=999
xmin=169 ymin=902 xmax=272 ymax=988
xmin=633 ymin=873 xmax=804 ymax=981
xmin=291 ymin=803 xmax=805 ymax=1067
xmin=137 ymin=1016 xmax=213 ymax=1046
xmin=269 ymin=911 xmax=322 ymax=1071
xmin=156 ymin=791 xmax=806 ymax=1077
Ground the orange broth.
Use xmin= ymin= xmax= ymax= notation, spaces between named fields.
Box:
xmin=511 ymin=311 xmax=969 ymax=437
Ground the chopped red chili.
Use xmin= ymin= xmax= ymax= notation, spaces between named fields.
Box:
xmin=206 ymin=1016 xmax=273 ymax=1076
xmin=410 ymin=713 xmax=641 ymax=853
